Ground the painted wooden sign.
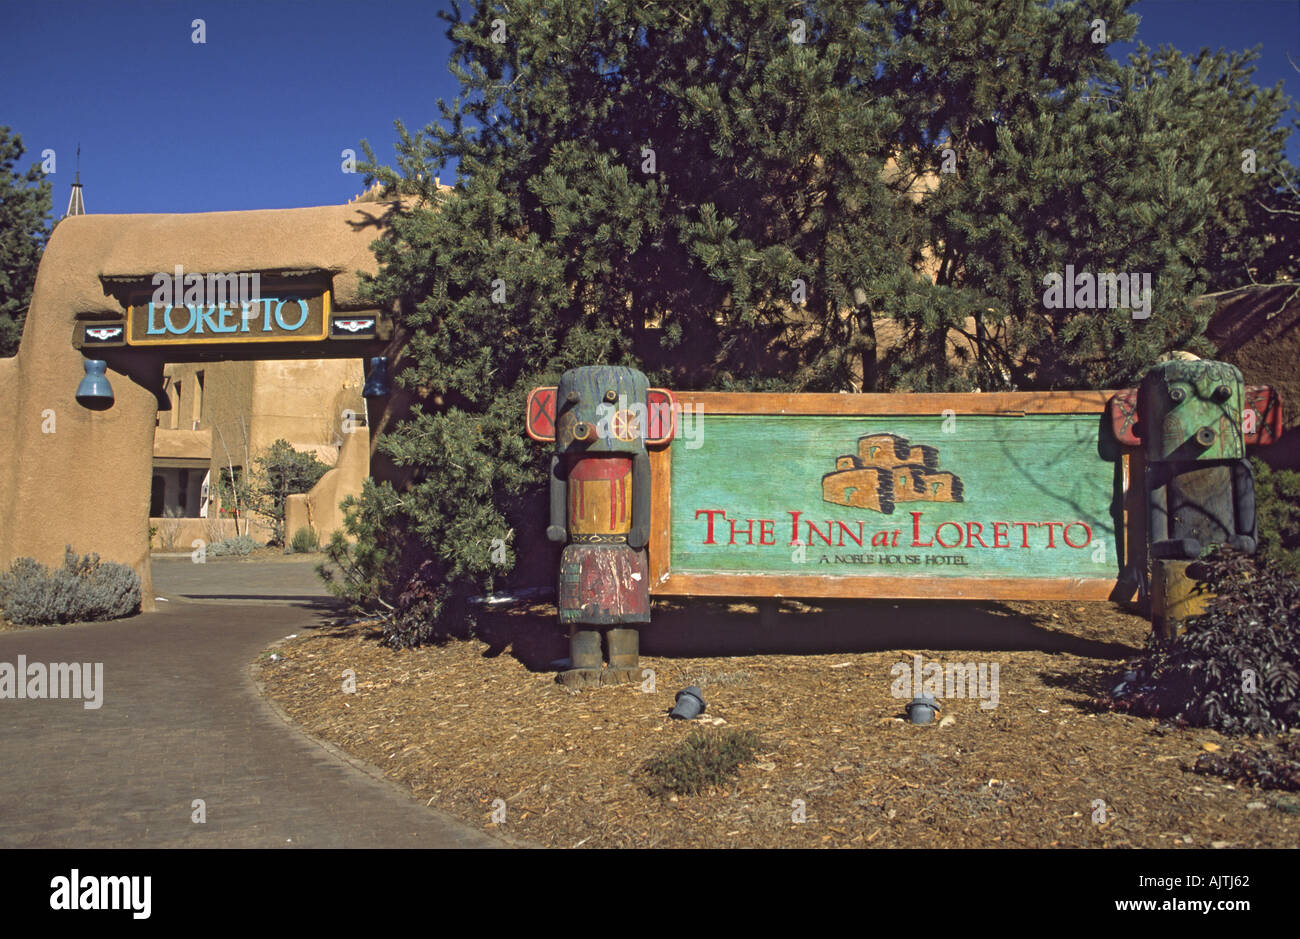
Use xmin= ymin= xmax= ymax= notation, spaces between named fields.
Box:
xmin=126 ymin=289 xmax=330 ymax=345
xmin=648 ymin=391 xmax=1135 ymax=601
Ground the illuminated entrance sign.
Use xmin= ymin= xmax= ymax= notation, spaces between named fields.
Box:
xmin=126 ymin=289 xmax=329 ymax=345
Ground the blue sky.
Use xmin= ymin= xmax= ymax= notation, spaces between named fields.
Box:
xmin=2 ymin=0 xmax=1297 ymax=216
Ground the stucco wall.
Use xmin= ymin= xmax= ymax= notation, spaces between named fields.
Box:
xmin=284 ymin=415 xmax=371 ymax=546
xmin=0 ymin=201 xmax=398 ymax=609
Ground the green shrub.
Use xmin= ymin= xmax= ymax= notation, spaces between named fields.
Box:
xmin=0 ymin=546 xmax=141 ymax=625
xmin=290 ymin=526 xmax=319 ymax=554
xmin=316 ymin=480 xmax=431 ymax=618
xmin=1254 ymin=457 xmax=1300 ymax=577
xmin=208 ymin=535 xmax=257 ymax=557
xmin=1192 ymin=736 xmax=1300 ymax=791
xmin=640 ymin=728 xmax=763 ymax=798
xmin=1103 ymin=547 xmax=1300 ymax=735
xmin=250 ymin=440 xmax=330 ymax=547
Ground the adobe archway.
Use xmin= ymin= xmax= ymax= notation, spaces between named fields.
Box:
xmin=0 ymin=201 xmax=408 ymax=611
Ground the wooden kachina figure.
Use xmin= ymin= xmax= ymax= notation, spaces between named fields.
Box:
xmin=1109 ymin=356 xmax=1282 ymax=637
xmin=526 ymin=366 xmax=676 ymax=687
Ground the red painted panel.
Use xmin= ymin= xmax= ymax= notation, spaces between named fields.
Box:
xmin=1245 ymin=385 xmax=1283 ymax=446
xmin=646 ymin=388 xmax=677 ymax=445
xmin=1107 ymin=389 xmax=1141 ymax=447
xmin=558 ymin=544 xmax=651 ymax=624
xmin=526 ymin=386 xmax=557 ymax=440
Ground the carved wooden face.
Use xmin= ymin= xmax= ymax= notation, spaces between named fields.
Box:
xmin=554 ymin=366 xmax=650 ymax=455
xmin=1140 ymin=360 xmax=1244 ymax=462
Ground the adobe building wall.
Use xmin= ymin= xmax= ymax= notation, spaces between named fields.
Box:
xmin=285 ymin=417 xmax=370 ymax=546
xmin=247 ymin=358 xmax=365 ymax=460
xmin=0 ymin=201 xmax=400 ymax=610
xmin=150 ymin=356 xmax=367 ymax=537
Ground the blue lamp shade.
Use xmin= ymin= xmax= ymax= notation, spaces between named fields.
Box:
xmin=362 ymin=356 xmax=390 ymax=398
xmin=75 ymin=359 xmax=114 ymax=408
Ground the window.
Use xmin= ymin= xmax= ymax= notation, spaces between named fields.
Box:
xmin=192 ymin=370 xmax=204 ymax=428
xmin=170 ymin=380 xmax=182 ymax=430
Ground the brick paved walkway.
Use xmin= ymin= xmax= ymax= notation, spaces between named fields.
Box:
xmin=0 ymin=559 xmax=506 ymax=848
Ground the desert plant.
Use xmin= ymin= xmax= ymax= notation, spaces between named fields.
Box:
xmin=316 ymin=480 xmax=406 ymax=614
xmin=158 ymin=506 xmax=185 ymax=553
xmin=0 ymin=546 xmax=141 ymax=625
xmin=202 ymin=516 xmax=228 ymax=548
xmin=379 ymin=559 xmax=476 ymax=650
xmin=290 ymin=526 xmax=319 ymax=554
xmin=640 ymin=728 xmax=763 ymax=798
xmin=207 ymin=535 xmax=258 ymax=557
xmin=1103 ymin=547 xmax=1300 ymax=735
xmin=1191 ymin=736 xmax=1300 ymax=791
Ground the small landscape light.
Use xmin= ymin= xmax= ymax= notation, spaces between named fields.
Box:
xmin=670 ymin=686 xmax=706 ymax=720
xmin=905 ymin=694 xmax=940 ymax=724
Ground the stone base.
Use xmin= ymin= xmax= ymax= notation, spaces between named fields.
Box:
xmin=555 ymin=665 xmax=645 ymax=689
xmin=601 ymin=666 xmax=642 ymax=686
xmin=557 ymin=668 xmax=604 ymax=690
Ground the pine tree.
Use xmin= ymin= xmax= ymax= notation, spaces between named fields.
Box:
xmin=249 ymin=440 xmax=330 ymax=550
xmin=0 ymin=127 xmax=53 ymax=357
xmin=333 ymin=0 xmax=1297 ymax=627
xmin=883 ymin=5 xmax=1296 ymax=389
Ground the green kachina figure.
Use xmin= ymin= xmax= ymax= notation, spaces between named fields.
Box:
xmin=1140 ymin=359 xmax=1255 ymax=559
xmin=527 ymin=366 xmax=676 ymax=687
xmin=1110 ymin=357 xmax=1282 ymax=636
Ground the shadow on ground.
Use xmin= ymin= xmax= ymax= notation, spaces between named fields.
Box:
xmin=354 ymin=597 xmax=1150 ymax=676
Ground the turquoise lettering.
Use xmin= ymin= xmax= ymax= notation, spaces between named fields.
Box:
xmin=274 ymin=298 xmax=309 ymax=331
xmin=166 ymin=304 xmax=197 ymax=335
xmin=215 ymin=304 xmax=237 ymax=333
xmin=196 ymin=304 xmax=221 ymax=334
xmin=146 ymin=304 xmax=168 ymax=334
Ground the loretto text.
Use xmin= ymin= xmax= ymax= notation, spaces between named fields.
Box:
xmin=142 ymin=297 xmax=313 ymax=337
xmin=694 ymin=509 xmax=1095 ymax=550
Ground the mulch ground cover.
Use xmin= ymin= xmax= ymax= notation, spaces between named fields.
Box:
xmin=255 ymin=597 xmax=1300 ymax=848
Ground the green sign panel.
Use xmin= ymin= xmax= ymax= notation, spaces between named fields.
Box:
xmin=669 ymin=413 xmax=1121 ymax=581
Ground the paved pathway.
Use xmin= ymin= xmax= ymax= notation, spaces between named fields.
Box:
xmin=0 ymin=558 xmax=505 ymax=848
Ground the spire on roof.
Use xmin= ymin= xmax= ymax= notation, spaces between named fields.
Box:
xmin=64 ymin=144 xmax=84 ymax=217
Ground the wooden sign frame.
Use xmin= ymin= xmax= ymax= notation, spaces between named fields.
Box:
xmin=126 ymin=290 xmax=331 ymax=346
xmin=647 ymin=390 xmax=1141 ymax=602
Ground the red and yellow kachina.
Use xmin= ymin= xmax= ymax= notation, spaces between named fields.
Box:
xmin=526 ymin=366 xmax=676 ymax=687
